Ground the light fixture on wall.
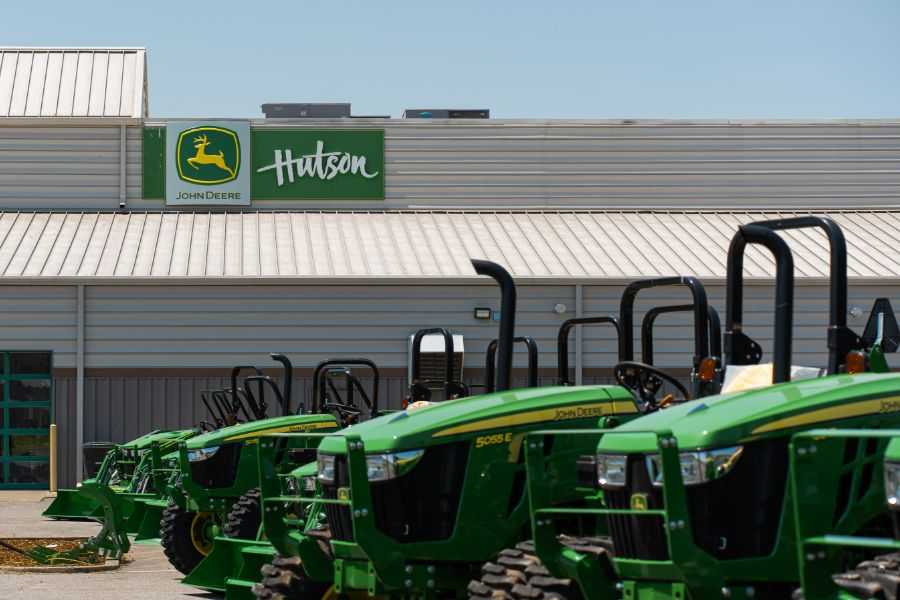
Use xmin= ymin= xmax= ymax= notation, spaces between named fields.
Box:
xmin=553 ymin=303 xmax=567 ymax=315
xmin=473 ymin=307 xmax=492 ymax=320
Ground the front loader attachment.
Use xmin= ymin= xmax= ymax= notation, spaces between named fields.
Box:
xmin=182 ymin=537 xmax=274 ymax=598
xmin=42 ymin=487 xmax=104 ymax=520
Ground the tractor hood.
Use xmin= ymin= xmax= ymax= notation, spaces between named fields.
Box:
xmin=185 ymin=414 xmax=338 ymax=450
xmin=124 ymin=429 xmax=195 ymax=451
xmin=317 ymin=385 xmax=637 ymax=455
xmin=597 ymin=372 xmax=900 ymax=454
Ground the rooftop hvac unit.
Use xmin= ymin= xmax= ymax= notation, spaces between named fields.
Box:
xmin=408 ymin=333 xmax=465 ymax=390
xmin=402 ymin=109 xmax=490 ymax=119
xmin=261 ymin=103 xmax=352 ymax=118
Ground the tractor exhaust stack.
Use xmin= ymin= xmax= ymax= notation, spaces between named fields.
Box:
xmin=471 ymin=259 xmax=517 ymax=392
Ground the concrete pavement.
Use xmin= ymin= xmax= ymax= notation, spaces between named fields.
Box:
xmin=0 ymin=491 xmax=221 ymax=600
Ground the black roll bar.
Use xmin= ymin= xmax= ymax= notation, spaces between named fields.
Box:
xmin=641 ymin=305 xmax=722 ymax=366
xmin=242 ymin=375 xmax=287 ymax=416
xmin=725 ymin=224 xmax=795 ymax=384
xmin=231 ymin=366 xmax=265 ymax=419
xmin=556 ymin=316 xmax=623 ymax=386
xmin=619 ymin=276 xmax=711 ymax=374
xmin=269 ymin=353 xmax=293 ymax=415
xmin=471 ymin=259 xmax=517 ymax=392
xmin=311 ymin=358 xmax=380 ymax=416
xmin=747 ymin=216 xmax=861 ymax=375
xmin=485 ymin=336 xmax=538 ymax=393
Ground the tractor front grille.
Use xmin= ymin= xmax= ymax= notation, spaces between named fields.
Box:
xmin=604 ymin=456 xmax=668 ymax=560
xmin=188 ymin=442 xmax=242 ymax=489
xmin=603 ymin=439 xmax=789 ymax=561
xmin=323 ymin=442 xmax=470 ymax=544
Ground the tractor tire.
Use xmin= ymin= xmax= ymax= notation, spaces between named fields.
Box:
xmin=253 ymin=554 xmax=331 ymax=600
xmin=224 ymin=488 xmax=262 ymax=540
xmin=468 ymin=540 xmax=589 ymax=600
xmin=160 ymin=501 xmax=212 ymax=575
xmin=830 ymin=552 xmax=900 ymax=600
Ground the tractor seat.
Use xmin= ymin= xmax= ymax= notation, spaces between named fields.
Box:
xmin=721 ymin=364 xmax=825 ymax=394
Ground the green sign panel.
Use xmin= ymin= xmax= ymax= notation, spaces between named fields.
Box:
xmin=252 ymin=129 xmax=384 ymax=200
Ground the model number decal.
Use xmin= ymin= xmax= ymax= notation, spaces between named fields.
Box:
xmin=553 ymin=406 xmax=605 ymax=421
xmin=475 ymin=432 xmax=513 ymax=448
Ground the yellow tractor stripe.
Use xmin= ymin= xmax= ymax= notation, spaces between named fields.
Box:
xmin=432 ymin=401 xmax=636 ymax=438
xmin=751 ymin=395 xmax=900 ymax=435
xmin=223 ymin=420 xmax=337 ymax=443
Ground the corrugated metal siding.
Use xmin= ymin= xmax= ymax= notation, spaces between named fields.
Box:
xmin=0 ymin=126 xmax=139 ymax=207
xmin=0 ymin=285 xmax=76 ymax=366
xmin=0 ymin=48 xmax=146 ymax=118
xmin=243 ymin=120 xmax=900 ymax=210
xmin=54 ymin=375 xmax=77 ymax=487
xmin=84 ymin=284 xmax=575 ymax=369
xmin=1 ymin=120 xmax=899 ymax=210
xmin=0 ymin=210 xmax=896 ymax=280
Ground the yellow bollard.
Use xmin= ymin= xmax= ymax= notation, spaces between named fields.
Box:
xmin=49 ymin=423 xmax=58 ymax=493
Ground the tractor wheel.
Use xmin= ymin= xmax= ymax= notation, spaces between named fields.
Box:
xmin=160 ymin=501 xmax=218 ymax=575
xmin=468 ymin=540 xmax=584 ymax=600
xmin=224 ymin=488 xmax=262 ymax=539
xmin=253 ymin=555 xmax=332 ymax=600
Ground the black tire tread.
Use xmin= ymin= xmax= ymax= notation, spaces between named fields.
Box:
xmin=224 ymin=488 xmax=262 ymax=539
xmin=160 ymin=501 xmax=205 ymax=576
xmin=253 ymin=554 xmax=331 ymax=600
xmin=829 ymin=552 xmax=900 ymax=600
xmin=468 ymin=540 xmax=587 ymax=600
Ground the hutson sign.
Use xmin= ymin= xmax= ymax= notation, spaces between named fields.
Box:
xmin=252 ymin=129 xmax=384 ymax=200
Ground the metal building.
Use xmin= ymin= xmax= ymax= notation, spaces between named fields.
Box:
xmin=1 ymin=47 xmax=899 ymax=487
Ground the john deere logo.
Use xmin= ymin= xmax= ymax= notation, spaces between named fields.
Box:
xmin=176 ymin=126 xmax=240 ymax=185
xmin=630 ymin=493 xmax=649 ymax=511
xmin=337 ymin=487 xmax=351 ymax=501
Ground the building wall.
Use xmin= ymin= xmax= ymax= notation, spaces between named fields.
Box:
xmin=3 ymin=121 xmax=900 ymax=210
xmin=0 ymin=280 xmax=888 ymax=486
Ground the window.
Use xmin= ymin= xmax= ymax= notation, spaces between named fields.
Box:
xmin=0 ymin=352 xmax=52 ymax=489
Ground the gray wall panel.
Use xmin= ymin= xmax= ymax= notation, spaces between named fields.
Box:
xmin=4 ymin=121 xmax=900 ymax=210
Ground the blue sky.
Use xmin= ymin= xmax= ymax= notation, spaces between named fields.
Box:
xmin=3 ymin=0 xmax=899 ymax=119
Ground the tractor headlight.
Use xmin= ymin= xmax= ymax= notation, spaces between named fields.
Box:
xmin=187 ymin=446 xmax=220 ymax=463
xmin=300 ymin=476 xmax=317 ymax=493
xmin=317 ymin=454 xmax=336 ymax=483
xmin=646 ymin=446 xmax=743 ymax=486
xmin=596 ymin=454 xmax=628 ymax=488
xmin=366 ymin=449 xmax=425 ymax=482
xmin=884 ymin=462 xmax=900 ymax=509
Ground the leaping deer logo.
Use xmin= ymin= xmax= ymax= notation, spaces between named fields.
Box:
xmin=187 ymin=134 xmax=235 ymax=177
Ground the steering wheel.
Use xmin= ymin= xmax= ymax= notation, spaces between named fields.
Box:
xmin=614 ymin=361 xmax=690 ymax=413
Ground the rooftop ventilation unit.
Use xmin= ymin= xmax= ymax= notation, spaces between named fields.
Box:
xmin=403 ymin=109 xmax=489 ymax=119
xmin=262 ymin=103 xmax=352 ymax=118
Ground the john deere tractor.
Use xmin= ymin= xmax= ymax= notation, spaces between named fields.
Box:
xmin=43 ymin=360 xmax=280 ymax=525
xmin=250 ymin=258 xmax=722 ymax=600
xmin=511 ymin=216 xmax=900 ymax=600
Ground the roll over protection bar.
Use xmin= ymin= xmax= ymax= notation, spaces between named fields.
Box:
xmin=242 ymin=375 xmax=287 ymax=416
xmin=641 ymin=305 xmax=722 ymax=367
xmin=556 ymin=316 xmax=623 ymax=386
xmin=471 ymin=259 xmax=517 ymax=392
xmin=485 ymin=337 xmax=538 ymax=393
xmin=230 ymin=366 xmax=265 ymax=420
xmin=725 ymin=224 xmax=794 ymax=384
xmin=311 ymin=358 xmax=380 ymax=416
xmin=619 ymin=276 xmax=711 ymax=375
xmin=745 ymin=216 xmax=861 ymax=375
xmin=269 ymin=353 xmax=293 ymax=415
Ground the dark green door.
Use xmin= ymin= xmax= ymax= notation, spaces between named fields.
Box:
xmin=0 ymin=352 xmax=52 ymax=489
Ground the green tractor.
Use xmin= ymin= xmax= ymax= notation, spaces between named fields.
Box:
xmin=43 ymin=361 xmax=276 ymax=524
xmin=513 ymin=216 xmax=900 ymax=600
xmin=250 ymin=258 xmax=722 ymax=600
xmin=787 ymin=302 xmax=900 ymax=600
xmin=181 ymin=356 xmax=387 ymax=596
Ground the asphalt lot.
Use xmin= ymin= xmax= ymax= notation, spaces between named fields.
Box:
xmin=0 ymin=491 xmax=220 ymax=600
